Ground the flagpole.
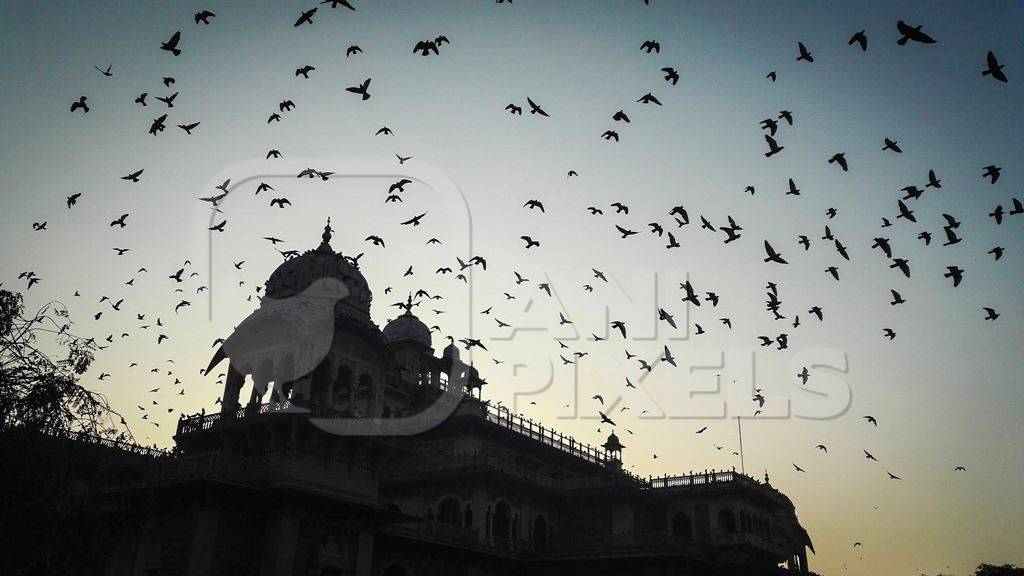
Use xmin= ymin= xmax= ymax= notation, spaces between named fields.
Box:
xmin=737 ymin=415 xmax=745 ymax=475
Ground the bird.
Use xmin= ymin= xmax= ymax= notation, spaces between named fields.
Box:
xmin=896 ymin=20 xmax=936 ymax=45
xmin=641 ymin=40 xmax=660 ymax=54
xmin=793 ymin=464 xmax=806 ymax=473
xmin=849 ymin=30 xmax=867 ymax=51
xmin=982 ymin=51 xmax=1008 ymax=82
xmin=401 ymin=212 xmax=427 ymax=226
xmin=634 ymin=91 xmax=659 ymax=105
xmin=322 ymin=0 xmax=356 ymax=9
xmin=149 ymin=114 xmax=167 ymax=135
xmin=294 ymin=8 xmax=317 ymax=26
xmin=396 ymin=154 xmax=412 ymax=164
xmin=526 ymin=97 xmax=549 ymax=117
xmin=615 ymin=225 xmax=637 ymax=239
xmin=661 ymin=67 xmax=679 ymax=85
xmin=883 ymin=138 xmax=902 ymax=153
xmin=983 ymin=307 xmax=999 ymax=321
xmin=828 ymin=153 xmax=848 ymax=171
xmin=270 ymin=198 xmax=291 ymax=208
xmin=521 ymin=236 xmax=540 ymax=249
xmin=346 ymin=78 xmax=372 ymax=100
xmin=864 ymin=450 xmax=878 ymax=461
xmin=70 ymin=96 xmax=89 ymax=113
xmin=110 ymin=214 xmax=129 ymax=228
xmin=602 ymin=130 xmax=619 ymax=142
xmin=346 ymin=45 xmax=362 ymax=57
xmin=66 ymin=193 xmax=81 ymax=208
xmin=194 ymin=10 xmax=215 ymax=24
xmin=890 ymin=290 xmax=906 ymax=305
xmin=121 ymin=169 xmax=144 ymax=183
xmin=161 ymin=31 xmax=182 ymax=56
xmin=890 ymin=258 xmax=910 ymax=278
xmin=662 ymin=345 xmax=676 ymax=367
xmin=815 ymin=445 xmax=827 ymax=453
xmin=944 ymin=266 xmax=964 ymax=287
xmin=864 ymin=416 xmax=878 ymax=426
xmin=178 ymin=122 xmax=200 ymax=134
xmin=156 ymin=91 xmax=178 ymax=108
xmin=798 ymin=367 xmax=809 ymax=384
xmin=896 ymin=200 xmax=916 ymax=223
xmin=764 ymin=134 xmax=784 ymax=157
xmin=505 ymin=103 xmax=522 ymax=115
xmin=796 ymin=41 xmax=813 ymax=62
xmin=94 ymin=63 xmax=112 ymax=76
xmin=982 ymin=165 xmax=1001 ymax=184
xmin=763 ymin=240 xmax=788 ymax=264
xmin=612 ymin=110 xmax=630 ymax=123
xmin=413 ymin=40 xmax=439 ymax=56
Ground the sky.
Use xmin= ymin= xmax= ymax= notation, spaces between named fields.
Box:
xmin=1 ymin=1 xmax=1023 ymax=575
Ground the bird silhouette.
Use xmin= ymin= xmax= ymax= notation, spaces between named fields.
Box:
xmin=896 ymin=20 xmax=936 ymax=45
xmin=161 ymin=31 xmax=182 ymax=56
xmin=982 ymin=51 xmax=1008 ymax=82
xmin=849 ymin=30 xmax=867 ymax=51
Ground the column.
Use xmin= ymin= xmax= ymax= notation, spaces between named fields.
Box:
xmin=260 ymin=514 xmax=299 ymax=576
xmin=186 ymin=503 xmax=221 ymax=576
xmin=355 ymin=531 xmax=375 ymax=576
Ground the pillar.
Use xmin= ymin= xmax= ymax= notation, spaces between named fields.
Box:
xmin=186 ymin=503 xmax=221 ymax=576
xmin=260 ymin=513 xmax=299 ymax=576
xmin=355 ymin=531 xmax=375 ymax=576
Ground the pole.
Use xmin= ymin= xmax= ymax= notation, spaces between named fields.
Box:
xmin=737 ymin=416 xmax=745 ymax=475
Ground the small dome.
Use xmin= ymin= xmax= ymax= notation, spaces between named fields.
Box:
xmin=442 ymin=340 xmax=460 ymax=362
xmin=383 ymin=311 xmax=432 ymax=348
xmin=603 ymin=432 xmax=624 ymax=452
xmin=264 ymin=221 xmax=372 ymax=318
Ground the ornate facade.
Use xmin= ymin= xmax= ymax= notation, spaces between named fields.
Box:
xmin=98 ymin=225 xmax=813 ymax=576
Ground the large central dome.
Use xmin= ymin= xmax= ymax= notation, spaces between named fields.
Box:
xmin=263 ymin=220 xmax=372 ymax=319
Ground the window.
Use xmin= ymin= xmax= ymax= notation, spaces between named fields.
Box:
xmin=532 ymin=516 xmax=549 ymax=547
xmin=671 ymin=511 xmax=693 ymax=540
xmin=719 ymin=508 xmax=737 ymax=535
xmin=438 ymin=497 xmax=460 ymax=526
xmin=493 ymin=501 xmax=511 ymax=540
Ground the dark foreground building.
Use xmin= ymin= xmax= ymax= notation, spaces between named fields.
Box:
xmin=14 ymin=225 xmax=814 ymax=576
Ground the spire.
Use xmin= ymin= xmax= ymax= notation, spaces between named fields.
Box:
xmin=317 ymin=217 xmax=335 ymax=253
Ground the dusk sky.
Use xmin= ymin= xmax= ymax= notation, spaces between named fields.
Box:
xmin=1 ymin=2 xmax=1022 ymax=574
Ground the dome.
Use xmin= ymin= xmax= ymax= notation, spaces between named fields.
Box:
xmin=264 ymin=220 xmax=372 ymax=319
xmin=383 ymin=311 xmax=432 ymax=348
xmin=442 ymin=340 xmax=461 ymax=363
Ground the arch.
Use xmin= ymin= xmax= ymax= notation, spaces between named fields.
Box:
xmin=532 ymin=515 xmax=549 ymax=548
xmin=492 ymin=500 xmax=511 ymax=540
xmin=437 ymin=497 xmax=461 ymax=526
xmin=671 ymin=511 xmax=693 ymax=539
xmin=382 ymin=564 xmax=410 ymax=576
xmin=462 ymin=503 xmax=473 ymax=528
xmin=719 ymin=508 xmax=737 ymax=535
xmin=333 ymin=363 xmax=354 ymax=405
xmin=310 ymin=358 xmax=331 ymax=405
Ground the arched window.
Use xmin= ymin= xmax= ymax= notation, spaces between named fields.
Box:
xmin=463 ymin=503 xmax=473 ymax=528
xmin=719 ymin=508 xmax=737 ymax=535
xmin=438 ymin=497 xmax=460 ymax=526
xmin=382 ymin=564 xmax=409 ymax=576
xmin=493 ymin=501 xmax=511 ymax=540
xmin=532 ymin=516 xmax=549 ymax=547
xmin=671 ymin=511 xmax=692 ymax=540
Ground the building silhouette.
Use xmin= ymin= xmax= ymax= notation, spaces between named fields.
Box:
xmin=92 ymin=224 xmax=814 ymax=576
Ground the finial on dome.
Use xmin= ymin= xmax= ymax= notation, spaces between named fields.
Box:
xmin=317 ymin=217 xmax=335 ymax=253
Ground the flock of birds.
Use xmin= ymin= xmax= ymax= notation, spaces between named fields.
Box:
xmin=4 ymin=3 xmax=1017 ymax=566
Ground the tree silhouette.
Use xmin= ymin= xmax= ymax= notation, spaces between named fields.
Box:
xmin=0 ymin=290 xmax=129 ymax=440
xmin=976 ymin=565 xmax=1024 ymax=576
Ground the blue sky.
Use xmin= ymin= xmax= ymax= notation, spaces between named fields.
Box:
xmin=1 ymin=2 xmax=1022 ymax=574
